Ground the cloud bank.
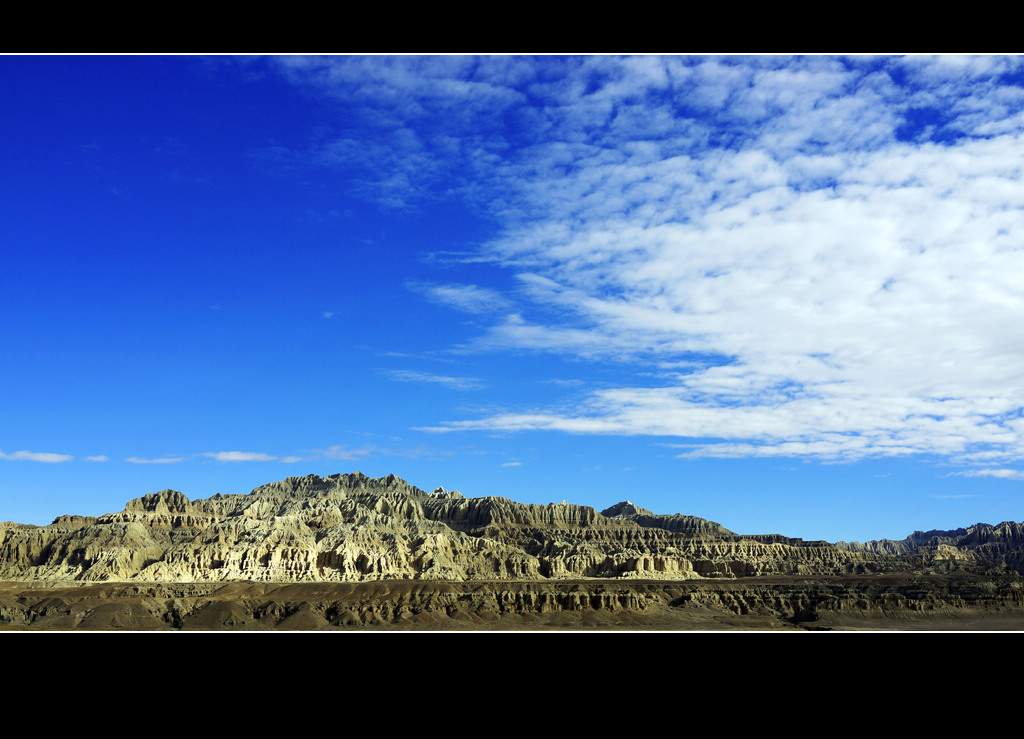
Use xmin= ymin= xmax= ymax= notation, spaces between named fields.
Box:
xmin=277 ymin=55 xmax=1024 ymax=466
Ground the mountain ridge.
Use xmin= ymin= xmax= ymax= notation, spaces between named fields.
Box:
xmin=1 ymin=471 xmax=1021 ymax=583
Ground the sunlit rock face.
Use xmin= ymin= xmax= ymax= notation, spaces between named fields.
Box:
xmin=0 ymin=472 xmax=1019 ymax=582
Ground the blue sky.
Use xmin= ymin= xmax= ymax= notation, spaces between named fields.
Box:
xmin=4 ymin=54 xmax=1024 ymax=542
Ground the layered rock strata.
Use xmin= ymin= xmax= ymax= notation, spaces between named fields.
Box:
xmin=0 ymin=472 xmax=1020 ymax=583
xmin=837 ymin=522 xmax=1024 ymax=574
xmin=2 ymin=575 xmax=1021 ymax=630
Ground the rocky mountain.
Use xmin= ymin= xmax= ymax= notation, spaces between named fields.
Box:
xmin=1 ymin=471 xmax=1021 ymax=583
xmin=836 ymin=521 xmax=1024 ymax=574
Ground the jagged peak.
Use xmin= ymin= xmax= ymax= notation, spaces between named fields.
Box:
xmin=260 ymin=471 xmax=413 ymax=493
xmin=601 ymin=501 xmax=654 ymax=518
xmin=125 ymin=489 xmax=191 ymax=513
xmin=49 ymin=514 xmax=99 ymax=528
xmin=430 ymin=486 xmax=465 ymax=500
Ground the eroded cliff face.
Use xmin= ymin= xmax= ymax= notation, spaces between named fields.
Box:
xmin=836 ymin=522 xmax=1024 ymax=574
xmin=0 ymin=472 xmax=1019 ymax=583
xmin=4 ymin=575 xmax=1022 ymax=630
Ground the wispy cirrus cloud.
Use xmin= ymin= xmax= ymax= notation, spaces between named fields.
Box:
xmin=202 ymin=451 xmax=277 ymax=463
xmin=409 ymin=281 xmax=511 ymax=314
xmin=271 ymin=55 xmax=529 ymax=211
xmin=315 ymin=444 xmax=377 ymax=461
xmin=0 ymin=449 xmax=73 ymax=463
xmin=120 ymin=445 xmax=458 ymax=466
xmin=310 ymin=443 xmax=455 ymax=462
xmin=384 ymin=369 xmax=484 ymax=390
xmin=129 ymin=452 xmax=288 ymax=464
xmin=954 ymin=469 xmax=1024 ymax=481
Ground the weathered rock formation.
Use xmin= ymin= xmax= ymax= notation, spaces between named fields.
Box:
xmin=3 ymin=574 xmax=1022 ymax=630
xmin=837 ymin=522 xmax=1024 ymax=574
xmin=0 ymin=471 xmax=1021 ymax=584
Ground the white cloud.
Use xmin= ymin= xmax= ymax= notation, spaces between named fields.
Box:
xmin=84 ymin=455 xmax=109 ymax=462
xmin=126 ymin=456 xmax=184 ymax=464
xmin=278 ymin=56 xmax=1024 ymax=465
xmin=411 ymin=281 xmax=511 ymax=314
xmin=272 ymin=55 xmax=531 ymax=211
xmin=0 ymin=449 xmax=73 ymax=463
xmin=385 ymin=370 xmax=483 ymax=390
xmin=501 ymin=461 xmax=522 ymax=467
xmin=317 ymin=444 xmax=376 ymax=461
xmin=955 ymin=469 xmax=1024 ymax=481
xmin=203 ymin=451 xmax=277 ymax=463
xmin=452 ymin=130 xmax=1024 ymax=462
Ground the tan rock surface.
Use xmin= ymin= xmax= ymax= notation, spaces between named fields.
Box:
xmin=0 ymin=471 xmax=1021 ymax=584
